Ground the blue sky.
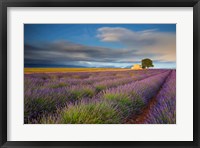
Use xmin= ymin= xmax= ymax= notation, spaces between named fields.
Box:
xmin=24 ymin=24 xmax=176 ymax=68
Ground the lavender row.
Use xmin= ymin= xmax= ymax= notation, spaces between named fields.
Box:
xmin=143 ymin=70 xmax=176 ymax=124
xmin=37 ymin=70 xmax=171 ymax=124
xmin=98 ymin=70 xmax=171 ymax=120
xmin=93 ymin=70 xmax=167 ymax=92
xmin=25 ymin=70 xmax=168 ymax=123
xmin=25 ymin=69 xmax=167 ymax=93
xmin=25 ymin=69 xmax=166 ymax=91
xmin=25 ymin=69 xmax=165 ymax=80
xmin=24 ymin=74 xmax=123 ymax=92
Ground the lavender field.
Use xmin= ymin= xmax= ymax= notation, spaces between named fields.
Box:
xmin=24 ymin=69 xmax=176 ymax=124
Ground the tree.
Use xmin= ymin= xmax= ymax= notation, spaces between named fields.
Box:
xmin=141 ymin=58 xmax=154 ymax=69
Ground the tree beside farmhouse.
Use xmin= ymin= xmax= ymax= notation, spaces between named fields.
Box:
xmin=141 ymin=58 xmax=154 ymax=69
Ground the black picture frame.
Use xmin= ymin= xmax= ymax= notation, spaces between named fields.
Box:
xmin=0 ymin=0 xmax=199 ymax=147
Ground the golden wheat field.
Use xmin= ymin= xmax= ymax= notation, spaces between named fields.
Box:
xmin=24 ymin=68 xmax=132 ymax=74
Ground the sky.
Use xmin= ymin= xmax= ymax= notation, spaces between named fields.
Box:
xmin=24 ymin=24 xmax=176 ymax=68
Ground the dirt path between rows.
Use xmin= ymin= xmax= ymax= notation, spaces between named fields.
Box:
xmin=124 ymin=70 xmax=172 ymax=124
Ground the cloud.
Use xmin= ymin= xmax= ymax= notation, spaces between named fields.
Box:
xmin=97 ymin=27 xmax=176 ymax=62
xmin=25 ymin=27 xmax=176 ymax=68
xmin=25 ymin=40 xmax=143 ymax=67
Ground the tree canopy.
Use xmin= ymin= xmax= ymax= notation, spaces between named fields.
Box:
xmin=141 ymin=58 xmax=154 ymax=69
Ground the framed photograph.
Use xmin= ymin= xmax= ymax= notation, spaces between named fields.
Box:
xmin=1 ymin=0 xmax=199 ymax=147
